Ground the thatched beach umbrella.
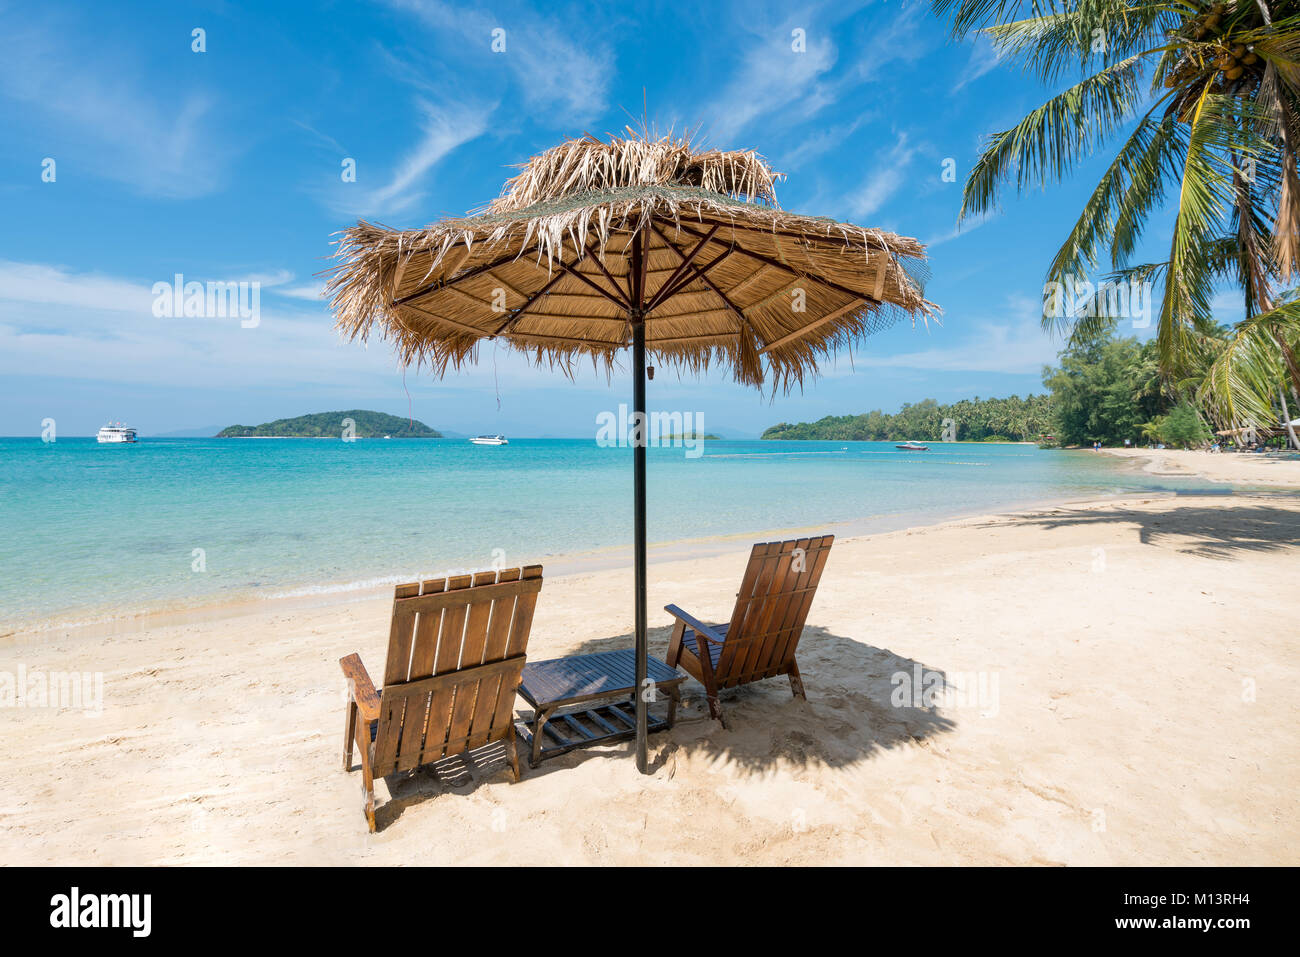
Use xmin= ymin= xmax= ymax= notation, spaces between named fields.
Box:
xmin=328 ymin=131 xmax=936 ymax=773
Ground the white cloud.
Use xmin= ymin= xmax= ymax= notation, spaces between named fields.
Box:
xmin=275 ymin=283 xmax=327 ymax=301
xmin=704 ymin=28 xmax=838 ymax=144
xmin=375 ymin=101 xmax=490 ymax=212
xmin=315 ymin=98 xmax=492 ymax=218
xmin=779 ymin=116 xmax=870 ymax=170
xmin=384 ymin=0 xmax=609 ymax=121
xmin=847 ymin=133 xmax=916 ymax=219
xmin=831 ymin=294 xmax=1059 ymax=375
xmin=924 ymin=210 xmax=996 ymax=248
xmin=0 ymin=19 xmax=235 ymax=198
xmin=0 ymin=260 xmax=610 ymax=392
xmin=952 ymin=35 xmax=1003 ymax=93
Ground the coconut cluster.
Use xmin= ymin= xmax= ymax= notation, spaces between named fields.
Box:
xmin=1165 ymin=2 xmax=1268 ymax=94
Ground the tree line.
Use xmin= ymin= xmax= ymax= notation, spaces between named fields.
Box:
xmin=762 ymin=394 xmax=1054 ymax=442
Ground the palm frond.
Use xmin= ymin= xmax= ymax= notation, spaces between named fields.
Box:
xmin=961 ymin=54 xmax=1148 ymax=222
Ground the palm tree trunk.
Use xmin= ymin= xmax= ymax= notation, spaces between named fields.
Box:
xmin=1281 ymin=387 xmax=1300 ymax=450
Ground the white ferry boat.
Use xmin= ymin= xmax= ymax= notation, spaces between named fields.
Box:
xmin=469 ymin=434 xmax=508 ymax=446
xmin=97 ymin=422 xmax=138 ymax=444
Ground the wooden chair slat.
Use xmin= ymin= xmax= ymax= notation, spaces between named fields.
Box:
xmin=382 ymin=606 xmax=418 ymax=687
xmin=719 ymin=543 xmax=781 ymax=675
xmin=771 ymin=536 xmax=833 ymax=667
xmin=664 ymin=536 xmax=832 ymax=725
xmin=340 ymin=565 xmax=542 ymax=831
xmin=505 ymin=566 xmax=543 ymax=658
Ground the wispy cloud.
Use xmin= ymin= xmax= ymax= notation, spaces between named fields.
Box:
xmin=366 ymin=100 xmax=490 ymax=216
xmin=952 ymin=35 xmax=1003 ymax=93
xmin=0 ymin=262 xmax=293 ymax=316
xmin=778 ymin=116 xmax=870 ymax=170
xmin=846 ymin=133 xmax=916 ymax=219
xmin=924 ymin=209 xmax=996 ymax=248
xmin=861 ymin=295 xmax=1057 ymax=374
xmin=703 ymin=25 xmax=838 ymax=144
xmin=384 ymin=0 xmax=610 ymax=121
xmin=0 ymin=17 xmax=235 ymax=198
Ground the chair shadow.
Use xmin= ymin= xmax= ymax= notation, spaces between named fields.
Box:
xmin=372 ymin=741 xmax=517 ymax=832
xmin=974 ymin=500 xmax=1300 ymax=560
xmin=520 ymin=623 xmax=958 ymax=776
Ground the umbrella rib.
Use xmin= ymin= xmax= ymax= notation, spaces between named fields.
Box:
xmin=400 ymin=300 xmax=497 ymax=337
xmin=686 ymin=217 xmax=894 ymax=254
xmin=645 ymin=224 xmax=719 ymax=313
xmin=588 ymin=254 xmax=626 ymax=305
xmin=392 ymin=244 xmax=541 ymax=307
xmin=758 ymin=298 xmax=868 ymax=355
xmin=672 ymin=221 xmax=882 ymax=306
xmin=559 ymin=259 xmax=630 ymax=310
xmin=494 ymin=247 xmax=590 ymax=336
xmin=649 ymin=246 xmax=736 ymax=312
xmin=649 ymin=221 xmax=760 ymax=344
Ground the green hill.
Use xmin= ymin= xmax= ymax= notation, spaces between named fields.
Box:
xmin=216 ymin=410 xmax=442 ymax=438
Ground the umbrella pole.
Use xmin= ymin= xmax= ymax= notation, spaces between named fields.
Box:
xmin=632 ymin=317 xmax=649 ymax=773
xmin=629 ymin=226 xmax=650 ymax=780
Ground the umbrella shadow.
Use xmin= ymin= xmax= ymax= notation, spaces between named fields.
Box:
xmin=368 ymin=628 xmax=959 ymax=826
xmin=974 ymin=501 xmax=1300 ymax=560
xmin=523 ymin=624 xmax=957 ymax=776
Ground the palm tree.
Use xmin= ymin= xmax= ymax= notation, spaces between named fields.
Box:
xmin=933 ymin=1 xmax=1300 ymax=439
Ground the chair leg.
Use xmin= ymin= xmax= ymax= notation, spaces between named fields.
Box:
xmin=505 ymin=723 xmax=522 ymax=783
xmin=666 ymin=620 xmax=684 ymax=668
xmin=705 ymin=687 xmax=728 ymax=729
xmin=787 ymin=660 xmax=807 ymax=700
xmin=343 ymin=700 xmax=357 ymax=771
xmin=360 ymin=750 xmax=376 ymax=833
xmin=707 ymin=696 xmax=728 ymax=728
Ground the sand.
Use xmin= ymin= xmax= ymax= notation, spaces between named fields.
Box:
xmin=1104 ymin=446 xmax=1300 ymax=488
xmin=2 ymin=492 xmax=1298 ymax=866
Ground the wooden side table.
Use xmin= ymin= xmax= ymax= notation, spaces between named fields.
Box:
xmin=515 ymin=649 xmax=685 ymax=767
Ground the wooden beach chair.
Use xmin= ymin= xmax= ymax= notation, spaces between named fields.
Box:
xmin=339 ymin=565 xmax=542 ymax=831
xmin=665 ymin=536 xmax=833 ymax=727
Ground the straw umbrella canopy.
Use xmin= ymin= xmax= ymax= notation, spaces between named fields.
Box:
xmin=328 ymin=131 xmax=937 ymax=772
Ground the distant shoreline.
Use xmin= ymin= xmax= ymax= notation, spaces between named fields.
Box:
xmin=1103 ymin=447 xmax=1300 ymax=489
xmin=0 ymin=484 xmax=1252 ymax=640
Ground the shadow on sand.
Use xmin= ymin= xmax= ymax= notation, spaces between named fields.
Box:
xmin=975 ymin=500 xmax=1300 ymax=560
xmin=370 ymin=622 xmax=956 ymax=828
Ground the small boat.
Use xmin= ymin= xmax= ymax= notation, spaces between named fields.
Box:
xmin=896 ymin=441 xmax=929 ymax=451
xmin=97 ymin=422 xmax=138 ymax=444
xmin=469 ymin=434 xmax=508 ymax=446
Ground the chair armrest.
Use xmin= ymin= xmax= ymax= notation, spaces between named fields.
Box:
xmin=339 ymin=653 xmax=380 ymax=723
xmin=664 ymin=604 xmax=727 ymax=645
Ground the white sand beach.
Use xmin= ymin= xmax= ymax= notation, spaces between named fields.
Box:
xmin=2 ymin=492 xmax=1298 ymax=866
xmin=1104 ymin=447 xmax=1300 ymax=488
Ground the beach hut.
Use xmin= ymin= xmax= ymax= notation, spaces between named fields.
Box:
xmin=327 ymin=131 xmax=936 ymax=772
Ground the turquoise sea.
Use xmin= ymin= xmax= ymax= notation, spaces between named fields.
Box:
xmin=0 ymin=436 xmax=1234 ymax=629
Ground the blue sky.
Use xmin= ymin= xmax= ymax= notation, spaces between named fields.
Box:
xmin=0 ymin=0 xmax=1232 ymax=438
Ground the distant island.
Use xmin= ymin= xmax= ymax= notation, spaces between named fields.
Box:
xmin=216 ymin=410 xmax=442 ymax=438
xmin=763 ymin=395 xmax=1052 ymax=443
xmin=661 ymin=431 xmax=721 ymax=441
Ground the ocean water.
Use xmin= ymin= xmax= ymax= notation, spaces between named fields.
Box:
xmin=0 ymin=436 xmax=1229 ymax=629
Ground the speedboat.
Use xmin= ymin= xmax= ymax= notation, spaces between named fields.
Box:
xmin=896 ymin=441 xmax=928 ymax=451
xmin=469 ymin=434 xmax=508 ymax=446
xmin=97 ymin=422 xmax=138 ymax=444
